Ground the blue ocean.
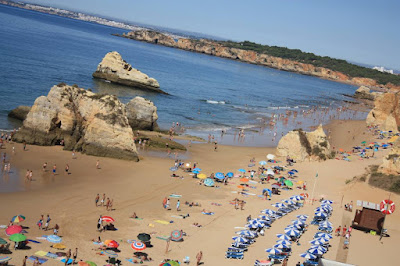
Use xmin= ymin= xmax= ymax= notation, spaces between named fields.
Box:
xmin=0 ymin=4 xmax=366 ymax=146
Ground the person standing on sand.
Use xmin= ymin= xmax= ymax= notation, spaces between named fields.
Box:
xmin=29 ymin=170 xmax=33 ymax=181
xmin=101 ymin=194 xmax=106 ymax=206
xmin=162 ymin=197 xmax=167 ymax=209
xmin=166 ymin=198 xmax=170 ymax=210
xmin=96 ymin=160 xmax=100 ymax=169
xmin=44 ymin=214 xmax=51 ymax=231
xmin=53 ymin=164 xmax=57 ymax=175
xmin=65 ymin=249 xmax=71 ymax=265
xmin=343 ymin=225 xmax=347 ymax=237
xmin=214 ymin=141 xmax=218 ymax=152
xmin=196 ymin=251 xmax=203 ymax=265
xmin=176 ymin=200 xmax=180 ymax=211
xmin=23 ymin=256 xmax=27 ymax=266
xmin=72 ymin=248 xmax=78 ymax=264
xmin=95 ymin=194 xmax=100 ymax=207
xmin=72 ymin=150 xmax=76 ymax=159
xmin=42 ymin=162 xmax=47 ymax=172
xmin=97 ymin=216 xmax=103 ymax=232
xmin=65 ymin=164 xmax=69 ymax=175
xmin=105 ymin=198 xmax=110 ymax=211
xmin=23 ymin=141 xmax=26 ymax=151
xmin=240 ymin=200 xmax=245 ymax=210
xmin=54 ymin=224 xmax=59 ymax=235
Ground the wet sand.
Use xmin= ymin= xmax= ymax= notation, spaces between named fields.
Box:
xmin=0 ymin=119 xmax=399 ymax=266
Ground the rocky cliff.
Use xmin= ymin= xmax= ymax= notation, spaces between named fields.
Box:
xmin=121 ymin=30 xmax=398 ymax=90
xmin=379 ymin=139 xmax=400 ymax=175
xmin=354 ymin=86 xmax=381 ymax=100
xmin=366 ymin=91 xmax=400 ymax=132
xmin=126 ymin=96 xmax=159 ymax=131
xmin=277 ymin=125 xmax=332 ymax=162
xmin=93 ymin=51 xmax=165 ymax=94
xmin=13 ymin=84 xmax=139 ymax=161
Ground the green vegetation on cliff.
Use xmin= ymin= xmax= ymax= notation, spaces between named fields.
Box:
xmin=219 ymin=40 xmax=400 ymax=85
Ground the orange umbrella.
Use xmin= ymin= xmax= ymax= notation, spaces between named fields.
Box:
xmin=237 ymin=185 xmax=244 ymax=189
xmin=104 ymin=240 xmax=119 ymax=248
xmin=240 ymin=178 xmax=249 ymax=183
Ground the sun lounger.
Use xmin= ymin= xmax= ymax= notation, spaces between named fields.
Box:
xmin=225 ymin=251 xmax=244 ymax=259
xmin=268 ymin=254 xmax=286 ymax=262
xmin=254 ymin=259 xmax=273 ymax=266
xmin=227 ymin=247 xmax=247 ymax=252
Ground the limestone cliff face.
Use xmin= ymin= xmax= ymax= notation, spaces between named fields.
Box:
xmin=379 ymin=139 xmax=400 ymax=174
xmin=366 ymin=91 xmax=400 ymax=132
xmin=13 ymin=84 xmax=139 ymax=161
xmin=277 ymin=125 xmax=331 ymax=162
xmin=122 ymin=30 xmax=398 ymax=89
xmin=93 ymin=51 xmax=165 ymax=93
xmin=354 ymin=86 xmax=381 ymax=100
xmin=126 ymin=96 xmax=159 ymax=131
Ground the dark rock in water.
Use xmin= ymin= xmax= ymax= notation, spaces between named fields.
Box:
xmin=8 ymin=106 xmax=31 ymax=121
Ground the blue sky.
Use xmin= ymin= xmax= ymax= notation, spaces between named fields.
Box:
xmin=25 ymin=0 xmax=400 ymax=70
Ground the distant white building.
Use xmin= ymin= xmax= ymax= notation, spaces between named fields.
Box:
xmin=373 ymin=66 xmax=394 ymax=74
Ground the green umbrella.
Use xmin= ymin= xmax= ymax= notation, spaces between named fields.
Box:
xmin=86 ymin=262 xmax=97 ymax=266
xmin=9 ymin=233 xmax=26 ymax=242
xmin=161 ymin=261 xmax=180 ymax=266
xmin=0 ymin=238 xmax=7 ymax=244
xmin=284 ymin=180 xmax=293 ymax=187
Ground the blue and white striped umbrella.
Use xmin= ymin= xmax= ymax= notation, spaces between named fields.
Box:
xmin=259 ymin=215 xmax=271 ymax=221
xmin=321 ymin=200 xmax=333 ymax=205
xmin=272 ymin=203 xmax=286 ymax=208
xmin=282 ymin=199 xmax=296 ymax=205
xmin=203 ymin=178 xmax=215 ymax=187
xmin=245 ymin=224 xmax=259 ymax=229
xmin=290 ymin=195 xmax=302 ymax=201
xmin=313 ymin=237 xmax=329 ymax=243
xmin=265 ymin=248 xmax=282 ymax=254
xmin=236 ymin=230 xmax=257 ymax=237
xmin=292 ymin=220 xmax=306 ymax=225
xmin=276 ymin=239 xmax=291 ymax=246
xmin=308 ymin=247 xmax=325 ymax=255
xmin=296 ymin=215 xmax=308 ymax=220
xmin=232 ymin=236 xmax=248 ymax=243
xmin=215 ymin=172 xmax=225 ymax=180
xmin=276 ymin=234 xmax=291 ymax=241
xmin=321 ymin=203 xmax=333 ymax=208
xmin=259 ymin=161 xmax=267 ymax=166
xmin=261 ymin=209 xmax=276 ymax=215
xmin=274 ymin=243 xmax=290 ymax=249
xmin=319 ymin=221 xmax=333 ymax=227
xmin=315 ymin=232 xmax=333 ymax=239
xmin=315 ymin=207 xmax=330 ymax=213
xmin=310 ymin=245 xmax=327 ymax=252
xmin=300 ymin=253 xmax=317 ymax=259
xmin=288 ymin=171 xmax=295 ymax=176
xmin=47 ymin=235 xmax=62 ymax=243
xmin=310 ymin=239 xmax=326 ymax=245
xmin=284 ymin=228 xmax=300 ymax=236
xmin=232 ymin=242 xmax=246 ymax=247
xmin=314 ymin=212 xmax=328 ymax=218
xmin=286 ymin=224 xmax=302 ymax=229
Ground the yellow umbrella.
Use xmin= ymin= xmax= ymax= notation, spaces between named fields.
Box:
xmin=297 ymin=180 xmax=304 ymax=185
xmin=51 ymin=243 xmax=67 ymax=249
xmin=389 ymin=136 xmax=399 ymax=143
xmin=197 ymin=173 xmax=207 ymax=179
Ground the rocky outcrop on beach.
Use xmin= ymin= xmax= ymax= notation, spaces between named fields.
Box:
xmin=366 ymin=91 xmax=400 ymax=132
xmin=8 ymin=105 xmax=31 ymax=121
xmin=93 ymin=51 xmax=165 ymax=93
xmin=120 ymin=30 xmax=400 ymax=90
xmin=277 ymin=125 xmax=332 ymax=162
xmin=354 ymin=86 xmax=381 ymax=100
xmin=13 ymin=83 xmax=139 ymax=161
xmin=126 ymin=96 xmax=159 ymax=131
xmin=379 ymin=139 xmax=400 ymax=174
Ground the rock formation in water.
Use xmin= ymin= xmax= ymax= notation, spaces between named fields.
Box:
xmin=379 ymin=139 xmax=400 ymax=174
xmin=277 ymin=125 xmax=332 ymax=162
xmin=93 ymin=51 xmax=165 ymax=93
xmin=120 ymin=30 xmax=399 ymax=90
xmin=366 ymin=91 xmax=400 ymax=132
xmin=8 ymin=106 xmax=31 ymax=121
xmin=126 ymin=96 xmax=159 ymax=131
xmin=13 ymin=83 xmax=139 ymax=161
xmin=354 ymin=86 xmax=381 ymax=100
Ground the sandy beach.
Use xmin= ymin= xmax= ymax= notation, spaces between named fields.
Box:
xmin=1 ymin=119 xmax=399 ymax=266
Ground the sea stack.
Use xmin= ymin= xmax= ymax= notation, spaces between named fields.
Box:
xmin=13 ymin=83 xmax=139 ymax=161
xmin=126 ymin=96 xmax=159 ymax=131
xmin=93 ymin=51 xmax=165 ymax=93
xmin=366 ymin=91 xmax=400 ymax=133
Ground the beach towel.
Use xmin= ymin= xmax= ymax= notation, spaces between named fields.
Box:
xmin=202 ymin=212 xmax=214 ymax=215
xmin=28 ymin=256 xmax=48 ymax=264
xmin=155 ymin=220 xmax=170 ymax=225
xmin=93 ymin=241 xmax=103 ymax=245
xmin=171 ymin=215 xmax=183 ymax=219
xmin=28 ymin=239 xmax=41 ymax=244
xmin=211 ymin=203 xmax=222 ymax=206
xmin=60 ymin=258 xmax=74 ymax=264
xmin=156 ymin=235 xmax=170 ymax=241
xmin=126 ymin=258 xmax=141 ymax=264
xmin=36 ymin=237 xmax=47 ymax=240
xmin=169 ymin=194 xmax=182 ymax=198
xmin=34 ymin=251 xmax=47 ymax=257
xmin=45 ymin=252 xmax=58 ymax=259
xmin=148 ymin=223 xmax=155 ymax=227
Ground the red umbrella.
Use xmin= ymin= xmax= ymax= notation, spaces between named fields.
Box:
xmin=101 ymin=216 xmax=115 ymax=223
xmin=5 ymin=225 xmax=22 ymax=236
xmin=131 ymin=241 xmax=146 ymax=251
xmin=104 ymin=240 xmax=119 ymax=248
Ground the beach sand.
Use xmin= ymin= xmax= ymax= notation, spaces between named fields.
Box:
xmin=0 ymin=119 xmax=399 ymax=266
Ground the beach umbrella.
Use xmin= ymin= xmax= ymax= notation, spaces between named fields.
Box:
xmin=308 ymin=247 xmax=325 ymax=255
xmin=314 ymin=212 xmax=327 ymax=218
xmin=137 ymin=233 xmax=151 ymax=242
xmin=284 ymin=228 xmax=300 ymax=236
xmin=315 ymin=232 xmax=332 ymax=239
xmin=265 ymin=248 xmax=282 ymax=254
xmin=288 ymin=171 xmax=295 ymax=176
xmin=170 ymin=230 xmax=183 ymax=242
xmin=0 ymin=257 xmax=11 ymax=263
xmin=321 ymin=204 xmax=333 ymax=210
xmin=101 ymin=216 xmax=115 ymax=223
xmin=5 ymin=225 xmax=22 ymax=236
xmin=315 ymin=207 xmax=329 ymax=213
xmin=291 ymin=169 xmax=298 ymax=173
xmin=83 ymin=262 xmax=97 ymax=266
xmin=266 ymin=154 xmax=275 ymax=160
xmin=313 ymin=237 xmax=329 ymax=243
xmin=245 ymin=224 xmax=258 ymax=229
xmin=300 ymin=253 xmax=317 ymax=259
xmin=284 ymin=180 xmax=293 ymax=187
xmin=259 ymin=215 xmax=271 ymax=221
xmin=310 ymin=239 xmax=326 ymax=246
xmin=261 ymin=209 xmax=276 ymax=215
xmin=0 ymin=238 xmax=7 ymax=245
xmin=193 ymin=168 xmax=201 ymax=172
xmin=226 ymin=172 xmax=234 ymax=177
xmin=160 ymin=261 xmax=180 ymax=266
xmin=11 ymin=215 xmax=25 ymax=223
xmin=310 ymin=245 xmax=327 ymax=252
xmin=259 ymin=161 xmax=267 ymax=166
xmin=103 ymin=250 xmax=118 ymax=258
xmin=197 ymin=173 xmax=207 ymax=179
xmin=262 ymin=188 xmax=272 ymax=197
xmin=296 ymin=215 xmax=308 ymax=220
xmin=236 ymin=230 xmax=257 ymax=237
xmin=292 ymin=220 xmax=305 ymax=225
xmin=282 ymin=199 xmax=295 ymax=205
xmin=204 ymin=178 xmax=215 ymax=187
xmin=276 ymin=239 xmax=292 ymax=246
xmin=192 ymin=170 xmax=200 ymax=174
xmin=240 ymin=177 xmax=249 ymax=183
xmin=266 ymin=169 xmax=275 ymax=176
xmin=249 ymin=220 xmax=264 ymax=228
xmin=47 ymin=235 xmax=62 ymax=243
xmin=51 ymin=243 xmax=66 ymax=249
xmin=319 ymin=221 xmax=333 ymax=227
xmin=215 ymin=172 xmax=224 ymax=180
xmin=274 ymin=243 xmax=290 ymax=249
xmin=271 ymin=184 xmax=280 ymax=189
xmin=238 ymin=169 xmax=246 ymax=173
xmin=272 ymin=203 xmax=286 ymax=208
xmin=104 ymin=240 xmax=119 ymax=248
xmin=9 ymin=233 xmax=26 ymax=242
xmin=300 ymin=193 xmax=309 ymax=198
xmin=169 ymin=167 xmax=178 ymax=172
xmin=232 ymin=236 xmax=248 ymax=243
xmin=276 ymin=234 xmax=291 ymax=241
xmin=131 ymin=240 xmax=146 ymax=251
xmin=286 ymin=224 xmax=301 ymax=229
